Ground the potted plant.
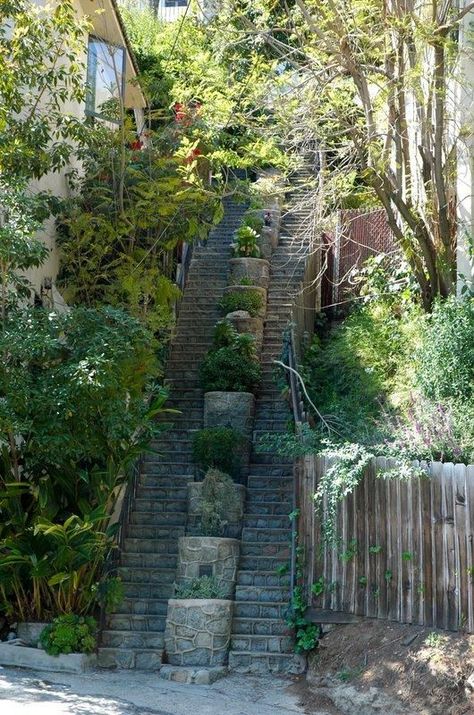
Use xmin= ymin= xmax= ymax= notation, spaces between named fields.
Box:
xmin=230 ymin=219 xmax=270 ymax=289
xmin=181 ymin=469 xmax=243 ymax=595
xmin=198 ymin=323 xmax=261 ymax=474
xmin=164 ymin=576 xmax=233 ymax=667
xmin=219 ymin=285 xmax=267 ymax=319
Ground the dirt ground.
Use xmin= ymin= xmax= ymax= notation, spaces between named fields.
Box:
xmin=292 ymin=620 xmax=474 ymax=715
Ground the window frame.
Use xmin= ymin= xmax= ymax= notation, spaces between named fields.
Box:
xmin=85 ymin=35 xmax=127 ymax=123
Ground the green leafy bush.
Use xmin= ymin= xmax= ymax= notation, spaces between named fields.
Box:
xmin=243 ymin=212 xmax=264 ymax=233
xmin=174 ymin=576 xmax=226 ymax=600
xmin=39 ymin=615 xmax=97 ymax=656
xmin=416 ymin=296 xmax=474 ymax=402
xmin=0 ymin=306 xmax=171 ymax=621
xmin=199 ymin=320 xmax=262 ymax=393
xmin=192 ymin=427 xmax=244 ymax=476
xmin=232 ymin=224 xmax=261 ymax=258
xmin=200 ymin=468 xmax=241 ymax=536
xmin=219 ymin=289 xmax=263 ymax=317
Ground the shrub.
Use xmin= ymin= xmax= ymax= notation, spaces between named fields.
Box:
xmin=0 ymin=305 xmax=169 ymax=621
xmin=192 ymin=427 xmax=244 ymax=475
xmin=230 ymin=276 xmax=255 ymax=287
xmin=39 ymin=615 xmax=97 ymax=656
xmin=219 ymin=289 xmax=263 ymax=317
xmin=200 ymin=347 xmax=261 ymax=392
xmin=200 ymin=321 xmax=261 ymax=392
xmin=416 ymin=296 xmax=474 ymax=402
xmin=174 ymin=576 xmax=226 ymax=599
xmin=243 ymin=212 xmax=264 ymax=233
xmin=232 ymin=224 xmax=261 ymax=258
xmin=200 ymin=468 xmax=241 ymax=536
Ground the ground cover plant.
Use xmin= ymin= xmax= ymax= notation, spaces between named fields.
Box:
xmin=219 ymin=289 xmax=264 ymax=317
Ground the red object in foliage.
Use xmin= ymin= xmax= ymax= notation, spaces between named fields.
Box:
xmin=185 ymin=147 xmax=202 ymax=164
xmin=130 ymin=138 xmax=143 ymax=151
xmin=174 ymin=102 xmax=187 ymax=123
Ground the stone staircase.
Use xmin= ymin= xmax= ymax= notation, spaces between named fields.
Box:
xmin=98 ymin=162 xmax=317 ymax=672
xmin=228 ymin=165 xmax=317 ymax=674
xmin=98 ymin=197 xmax=248 ymax=669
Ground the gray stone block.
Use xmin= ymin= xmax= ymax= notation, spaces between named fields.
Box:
xmin=159 ymin=665 xmax=228 ymax=685
xmin=229 ymin=258 xmax=270 ymax=289
xmin=0 ymin=644 xmax=96 ymax=673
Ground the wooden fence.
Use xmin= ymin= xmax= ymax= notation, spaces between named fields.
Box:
xmin=296 ymin=455 xmax=474 ymax=632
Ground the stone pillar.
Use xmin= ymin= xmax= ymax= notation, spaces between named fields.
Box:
xmin=226 ymin=310 xmax=264 ymax=354
xmin=229 ymin=257 xmax=270 ymax=289
xmin=164 ymin=599 xmax=233 ymax=667
xmin=176 ymin=536 xmax=241 ymax=598
xmin=204 ymin=391 xmax=255 ymax=440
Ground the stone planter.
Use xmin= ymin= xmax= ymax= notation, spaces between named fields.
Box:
xmin=164 ymin=599 xmax=233 ymax=667
xmin=222 ymin=285 xmax=267 ymax=319
xmin=204 ymin=391 xmax=255 ymax=440
xmin=229 ymin=257 xmax=270 ymax=289
xmin=0 ymin=643 xmax=96 ymax=673
xmin=17 ymin=622 xmax=49 ymax=648
xmin=176 ymin=536 xmax=241 ymax=598
xmin=226 ymin=311 xmax=264 ymax=354
xmin=186 ymin=483 xmax=245 ymax=539
xmin=258 ymin=225 xmax=279 ymax=259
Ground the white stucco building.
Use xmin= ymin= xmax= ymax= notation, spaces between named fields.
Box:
xmin=26 ymin=0 xmax=146 ymax=305
xmin=456 ymin=6 xmax=474 ymax=294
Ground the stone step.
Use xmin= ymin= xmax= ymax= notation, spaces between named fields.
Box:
xmin=101 ymin=629 xmax=165 ymax=650
xmin=118 ymin=567 xmax=176 ymax=584
xmin=241 ymin=527 xmax=291 ymax=544
xmin=133 ymin=498 xmax=188 ymax=513
xmin=230 ymin=634 xmax=293 ymax=654
xmin=141 ymin=462 xmax=195 ymax=475
xmin=107 ymin=614 xmax=167 ymax=632
xmin=235 ymin=584 xmax=291 ymax=603
xmin=252 ymin=420 xmax=289 ymax=432
xmin=149 ymin=440 xmax=195 ymax=455
xmin=98 ymin=647 xmax=162 ymax=670
xmin=232 ymin=617 xmax=291 ymax=637
xmin=233 ymin=600 xmax=289 ymax=620
xmin=122 ymin=581 xmax=174 ymax=599
xmin=247 ymin=478 xmax=293 ymax=492
xmin=243 ymin=514 xmax=291 ymax=529
xmin=240 ymin=541 xmax=290 ymax=559
xmin=135 ymin=485 xmax=189 ymax=501
xmin=239 ymin=555 xmax=289 ymax=572
xmin=228 ymin=651 xmax=305 ymax=675
xmin=244 ymin=487 xmax=292 ymax=502
xmin=126 ymin=525 xmax=186 ymax=540
xmin=245 ymin=500 xmax=291 ymax=515
xmin=121 ymin=552 xmax=178 ymax=569
xmin=122 ymin=538 xmax=178 ymax=555
xmin=117 ymin=597 xmax=169 ymax=616
xmin=129 ymin=511 xmax=187 ymax=527
xmin=140 ymin=473 xmax=194 ymax=487
xmin=237 ymin=570 xmax=290 ymax=588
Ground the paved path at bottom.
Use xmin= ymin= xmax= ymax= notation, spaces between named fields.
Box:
xmin=0 ymin=667 xmax=320 ymax=715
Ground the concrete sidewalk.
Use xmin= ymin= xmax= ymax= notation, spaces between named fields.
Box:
xmin=0 ymin=667 xmax=318 ymax=715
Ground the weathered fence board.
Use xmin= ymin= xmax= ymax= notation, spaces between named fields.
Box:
xmin=297 ymin=456 xmax=474 ymax=632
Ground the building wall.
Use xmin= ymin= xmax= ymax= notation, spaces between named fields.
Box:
xmin=456 ymin=8 xmax=474 ymax=294
xmin=24 ymin=0 xmax=145 ymax=304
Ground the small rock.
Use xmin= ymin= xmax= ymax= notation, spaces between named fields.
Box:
xmin=465 ymin=672 xmax=474 ymax=692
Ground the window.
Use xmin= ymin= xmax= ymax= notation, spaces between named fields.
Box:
xmin=86 ymin=37 xmax=125 ymax=121
xmin=164 ymin=0 xmax=188 ymax=6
